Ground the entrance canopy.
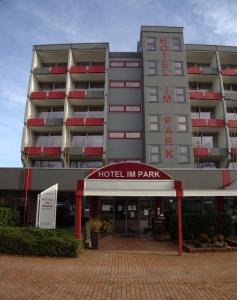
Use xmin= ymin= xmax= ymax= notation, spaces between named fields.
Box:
xmin=84 ymin=162 xmax=178 ymax=197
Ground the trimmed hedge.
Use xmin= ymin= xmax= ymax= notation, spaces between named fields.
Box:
xmin=0 ymin=207 xmax=20 ymax=227
xmin=0 ymin=227 xmax=82 ymax=257
xmin=169 ymin=213 xmax=232 ymax=240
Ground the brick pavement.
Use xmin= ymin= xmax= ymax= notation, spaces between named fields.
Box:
xmin=0 ymin=241 xmax=237 ymax=299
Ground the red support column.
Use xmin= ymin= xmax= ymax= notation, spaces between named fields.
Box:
xmin=175 ymin=181 xmax=183 ymax=256
xmin=24 ymin=168 xmax=32 ymax=226
xmin=75 ymin=180 xmax=84 ymax=240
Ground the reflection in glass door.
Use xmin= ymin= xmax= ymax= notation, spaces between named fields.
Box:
xmin=114 ymin=199 xmax=139 ymax=235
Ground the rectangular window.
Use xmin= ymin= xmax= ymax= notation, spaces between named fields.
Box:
xmin=149 ymin=145 xmax=160 ymax=163
xmin=171 ymin=37 xmax=181 ymax=51
xmin=173 ymin=61 xmax=183 ymax=75
xmin=125 ymin=106 xmax=141 ymax=112
xmin=110 ymin=61 xmax=125 ymax=68
xmin=192 ymin=133 xmax=218 ymax=148
xmin=148 ymin=115 xmax=159 ymax=131
xmin=146 ymin=37 xmax=156 ymax=50
xmin=125 ymin=81 xmax=140 ymax=88
xmin=109 ymin=106 xmax=125 ymax=112
xmin=175 ymin=87 xmax=186 ymax=103
xmin=179 ymin=146 xmax=190 ymax=163
xmin=125 ymin=132 xmax=141 ymax=139
xmin=177 ymin=115 xmax=187 ymax=131
xmin=147 ymin=61 xmax=157 ymax=75
xmin=148 ymin=87 xmax=159 ymax=102
xmin=109 ymin=132 xmax=125 ymax=139
xmin=125 ymin=61 xmax=140 ymax=68
xmin=109 ymin=81 xmax=125 ymax=88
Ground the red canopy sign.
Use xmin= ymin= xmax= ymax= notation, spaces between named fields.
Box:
xmin=86 ymin=162 xmax=172 ymax=180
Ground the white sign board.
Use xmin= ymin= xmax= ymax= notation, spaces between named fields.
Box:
xmin=36 ymin=184 xmax=58 ymax=229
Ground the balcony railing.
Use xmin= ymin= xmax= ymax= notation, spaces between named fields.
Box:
xmin=187 ymin=66 xmax=218 ymax=75
xmin=70 ymin=65 xmax=105 ymax=74
xmin=189 ymin=91 xmax=222 ymax=100
xmin=24 ymin=147 xmax=61 ymax=156
xmin=30 ymin=91 xmax=65 ymax=100
xmin=221 ymin=68 xmax=237 ymax=76
xmin=33 ymin=66 xmax=67 ymax=75
xmin=192 ymin=119 xmax=225 ymax=127
xmin=66 ymin=117 xmax=104 ymax=126
xmin=68 ymin=89 xmax=104 ymax=99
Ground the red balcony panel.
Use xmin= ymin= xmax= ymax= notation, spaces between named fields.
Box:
xmin=84 ymin=147 xmax=103 ymax=156
xmin=66 ymin=118 xmax=84 ymax=126
xmin=221 ymin=68 xmax=237 ymax=76
xmin=192 ymin=119 xmax=207 ymax=127
xmin=193 ymin=148 xmax=209 ymax=156
xmin=205 ymin=92 xmax=222 ymax=100
xmin=228 ymin=120 xmax=237 ymax=128
xmin=231 ymin=148 xmax=237 ymax=156
xmin=189 ymin=91 xmax=205 ymax=100
xmin=43 ymin=147 xmax=61 ymax=156
xmin=25 ymin=147 xmax=41 ymax=155
xmin=207 ymin=119 xmax=225 ymax=127
xmin=30 ymin=91 xmax=47 ymax=100
xmin=88 ymin=65 xmax=105 ymax=73
xmin=68 ymin=91 xmax=86 ymax=99
xmin=85 ymin=118 xmax=104 ymax=126
xmin=70 ymin=66 xmax=87 ymax=73
xmin=27 ymin=118 xmax=44 ymax=127
xmin=51 ymin=66 xmax=67 ymax=74
xmin=47 ymin=91 xmax=65 ymax=99
xmin=187 ymin=66 xmax=202 ymax=74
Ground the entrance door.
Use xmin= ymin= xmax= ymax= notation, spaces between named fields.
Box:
xmin=114 ymin=199 xmax=139 ymax=235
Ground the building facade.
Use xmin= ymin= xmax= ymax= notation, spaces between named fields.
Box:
xmin=5 ymin=25 xmax=237 ymax=236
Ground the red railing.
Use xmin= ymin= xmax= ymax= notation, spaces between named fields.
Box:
xmin=193 ymin=148 xmax=209 ymax=156
xmin=192 ymin=119 xmax=225 ymax=127
xmin=30 ymin=91 xmax=65 ymax=100
xmin=66 ymin=118 xmax=104 ymax=126
xmin=27 ymin=118 xmax=44 ymax=127
xmin=68 ymin=91 xmax=86 ymax=99
xmin=228 ymin=120 xmax=237 ymax=128
xmin=24 ymin=147 xmax=61 ymax=156
xmin=51 ymin=66 xmax=67 ymax=74
xmin=70 ymin=65 xmax=105 ymax=74
xmin=66 ymin=118 xmax=84 ymax=126
xmin=187 ymin=66 xmax=202 ymax=74
xmin=221 ymin=68 xmax=236 ymax=76
xmin=84 ymin=147 xmax=103 ymax=156
xmin=189 ymin=91 xmax=222 ymax=100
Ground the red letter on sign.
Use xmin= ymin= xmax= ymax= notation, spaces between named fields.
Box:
xmin=165 ymin=127 xmax=173 ymax=134
xmin=165 ymin=137 xmax=173 ymax=145
xmin=163 ymin=94 xmax=172 ymax=103
xmin=164 ymin=116 xmax=172 ymax=124
xmin=166 ymin=149 xmax=173 ymax=158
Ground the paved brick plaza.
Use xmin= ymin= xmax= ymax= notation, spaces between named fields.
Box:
xmin=0 ymin=240 xmax=237 ymax=300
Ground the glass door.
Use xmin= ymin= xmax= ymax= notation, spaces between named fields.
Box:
xmin=114 ymin=200 xmax=126 ymax=234
xmin=126 ymin=200 xmax=139 ymax=235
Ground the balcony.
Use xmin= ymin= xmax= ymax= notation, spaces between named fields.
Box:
xmin=65 ymin=146 xmax=103 ymax=157
xmin=187 ymin=66 xmax=218 ymax=75
xmin=33 ymin=66 xmax=67 ymax=82
xmin=24 ymin=147 xmax=61 ymax=157
xmin=66 ymin=117 xmax=104 ymax=132
xmin=189 ymin=91 xmax=222 ymax=100
xmin=30 ymin=91 xmax=65 ymax=106
xmin=193 ymin=147 xmax=227 ymax=157
xmin=224 ymin=91 xmax=237 ymax=101
xmin=192 ymin=119 xmax=225 ymax=128
xmin=70 ymin=65 xmax=105 ymax=74
xmin=228 ymin=120 xmax=237 ymax=128
xmin=221 ymin=68 xmax=237 ymax=76
xmin=68 ymin=89 xmax=104 ymax=106
xmin=27 ymin=118 xmax=63 ymax=130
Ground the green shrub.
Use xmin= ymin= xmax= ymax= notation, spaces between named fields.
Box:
xmin=0 ymin=207 xmax=20 ymax=226
xmin=169 ymin=213 xmax=232 ymax=240
xmin=0 ymin=227 xmax=83 ymax=257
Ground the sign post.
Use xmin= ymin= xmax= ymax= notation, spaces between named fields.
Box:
xmin=36 ymin=184 xmax=58 ymax=229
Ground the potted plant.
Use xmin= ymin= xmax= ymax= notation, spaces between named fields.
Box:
xmin=89 ymin=219 xmax=102 ymax=249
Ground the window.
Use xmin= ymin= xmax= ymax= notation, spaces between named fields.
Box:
xmin=148 ymin=87 xmax=159 ymax=102
xmin=177 ymin=116 xmax=187 ymax=131
xmin=110 ymin=61 xmax=125 ymax=68
xmin=109 ymin=132 xmax=124 ymax=139
xmin=72 ymin=134 xmax=103 ymax=147
xmin=74 ymin=106 xmax=104 ymax=118
xmin=197 ymin=161 xmax=219 ymax=169
xmin=173 ymin=62 xmax=183 ymax=75
xmin=35 ymin=133 xmax=62 ymax=147
xmin=149 ymin=145 xmax=160 ymax=163
xmin=175 ymin=87 xmax=186 ymax=103
xmin=147 ymin=61 xmax=157 ymax=75
xmin=171 ymin=37 xmax=181 ymax=51
xmin=192 ymin=133 xmax=218 ymax=148
xmin=109 ymin=81 xmax=124 ymax=88
xmin=125 ymin=81 xmax=140 ymax=88
xmin=148 ymin=115 xmax=159 ymax=131
xmin=179 ymin=146 xmax=190 ymax=163
xmin=125 ymin=132 xmax=141 ymax=139
xmin=189 ymin=82 xmax=212 ymax=92
xmin=38 ymin=107 xmax=64 ymax=119
xmin=125 ymin=106 xmax=141 ymax=112
xmin=224 ymin=84 xmax=237 ymax=92
xmin=39 ymin=82 xmax=66 ymax=91
xmin=146 ymin=37 xmax=156 ymax=50
xmin=191 ymin=107 xmax=215 ymax=119
xmin=109 ymin=106 xmax=125 ymax=112
xmin=125 ymin=61 xmax=140 ymax=68
xmin=32 ymin=160 xmax=62 ymax=168
xmin=227 ymin=107 xmax=237 ymax=120
xmin=70 ymin=161 xmax=103 ymax=168
xmin=230 ymin=133 xmax=237 ymax=147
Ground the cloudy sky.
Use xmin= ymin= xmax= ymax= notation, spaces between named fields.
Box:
xmin=0 ymin=0 xmax=236 ymax=167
